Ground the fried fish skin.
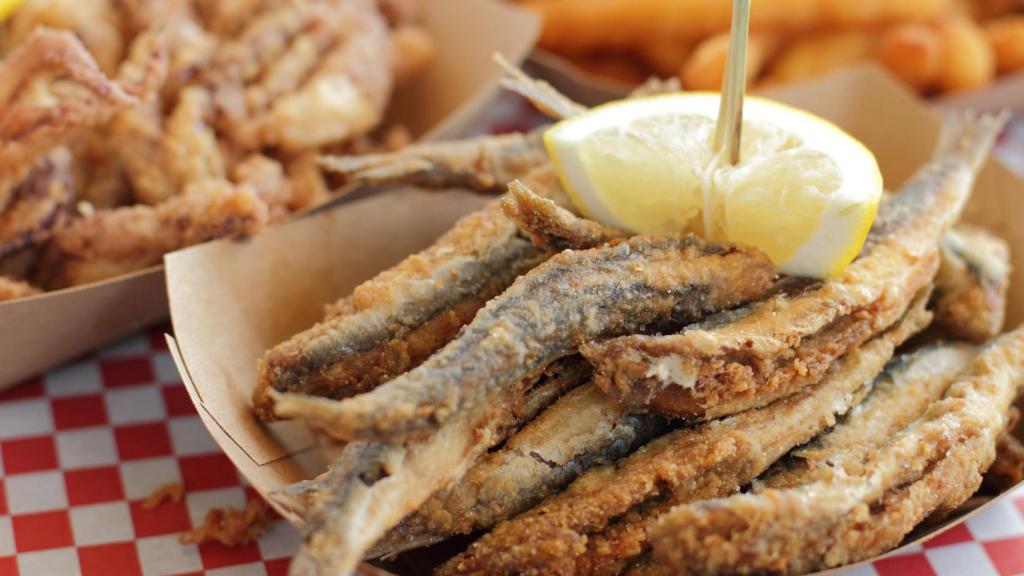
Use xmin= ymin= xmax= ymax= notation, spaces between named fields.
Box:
xmin=288 ymin=357 xmax=591 ymax=576
xmin=370 ymin=383 xmax=668 ymax=557
xmin=649 ymin=325 xmax=1024 ymax=576
xmin=501 ymin=180 xmax=626 ymax=251
xmin=319 ymin=130 xmax=549 ymax=193
xmin=438 ymin=297 xmax=930 ymax=576
xmin=271 ymin=234 xmax=775 ymax=442
xmin=252 ymin=200 xmax=549 ymax=420
xmin=583 ymin=111 xmax=1006 ymax=420
xmin=934 ymin=225 xmax=1010 ymax=343
xmin=761 ymin=342 xmax=977 ymax=490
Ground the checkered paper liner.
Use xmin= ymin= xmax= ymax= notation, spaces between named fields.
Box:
xmin=1 ymin=98 xmax=1024 ymax=576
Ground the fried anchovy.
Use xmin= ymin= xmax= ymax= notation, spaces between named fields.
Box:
xmin=253 ymin=200 xmax=548 ymax=420
xmin=934 ymin=225 xmax=1011 ymax=342
xmin=502 ymin=179 xmax=626 ymax=251
xmin=438 ymin=297 xmax=931 ymax=576
xmin=760 ymin=342 xmax=977 ymax=490
xmin=287 ymin=356 xmax=591 ymax=576
xmin=649 ymin=325 xmax=1024 ymax=576
xmin=583 ymin=111 xmax=1007 ymax=419
xmin=370 ymin=383 xmax=668 ymax=558
xmin=271 ymin=234 xmax=775 ymax=441
xmin=319 ymin=130 xmax=549 ymax=193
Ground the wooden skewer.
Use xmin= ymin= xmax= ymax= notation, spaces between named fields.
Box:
xmin=713 ymin=0 xmax=751 ymax=165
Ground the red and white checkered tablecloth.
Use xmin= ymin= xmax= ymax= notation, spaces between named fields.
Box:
xmin=1 ymin=96 xmax=1024 ymax=576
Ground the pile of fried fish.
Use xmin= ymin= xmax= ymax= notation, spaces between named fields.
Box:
xmin=255 ymin=70 xmax=1024 ymax=576
xmin=0 ymin=0 xmax=434 ymax=301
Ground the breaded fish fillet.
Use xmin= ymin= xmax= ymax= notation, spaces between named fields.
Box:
xmin=270 ymin=234 xmax=775 ymax=441
xmin=438 ymin=297 xmax=931 ymax=576
xmin=583 ymin=112 xmax=1006 ymax=419
xmin=287 ymin=356 xmax=591 ymax=576
xmin=934 ymin=225 xmax=1010 ymax=342
xmin=649 ymin=325 xmax=1024 ymax=575
xmin=370 ymin=383 xmax=668 ymax=558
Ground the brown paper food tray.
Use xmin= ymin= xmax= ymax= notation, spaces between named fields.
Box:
xmin=529 ymin=48 xmax=1024 ymax=111
xmin=0 ymin=0 xmax=540 ymax=391
xmin=166 ymin=66 xmax=1024 ymax=574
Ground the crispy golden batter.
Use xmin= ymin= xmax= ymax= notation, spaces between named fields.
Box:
xmin=3 ymin=0 xmax=125 ymax=75
xmin=439 ymin=298 xmax=930 ymax=576
xmin=371 ymin=382 xmax=667 ymax=557
xmin=983 ymin=406 xmax=1024 ymax=493
xmin=271 ymin=234 xmax=775 ymax=441
xmin=43 ymin=179 xmax=268 ymax=288
xmin=0 ymin=150 xmax=73 ymax=260
xmin=180 ymin=498 xmax=273 ymax=546
xmin=583 ymin=112 xmax=1006 ymax=419
xmin=289 ymin=357 xmax=591 ymax=576
xmin=649 ymin=326 xmax=1024 ymax=575
xmin=934 ymin=225 xmax=1011 ymax=342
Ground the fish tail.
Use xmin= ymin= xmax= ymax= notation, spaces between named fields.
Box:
xmin=934 ymin=110 xmax=1010 ymax=172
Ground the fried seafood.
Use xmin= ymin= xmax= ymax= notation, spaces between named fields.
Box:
xmin=288 ymin=357 xmax=591 ymax=576
xmin=43 ymin=179 xmax=268 ymax=288
xmin=0 ymin=30 xmax=142 ymax=210
xmin=371 ymin=383 xmax=668 ymax=557
xmin=3 ymin=0 xmax=125 ymax=75
xmin=269 ymin=234 xmax=775 ymax=441
xmin=0 ymin=150 xmax=73 ymax=260
xmin=983 ymin=406 xmax=1024 ymax=493
xmin=253 ymin=200 xmax=549 ymax=420
xmin=320 ymin=131 xmax=549 ymax=193
xmin=649 ymin=325 xmax=1024 ymax=575
xmin=934 ymin=225 xmax=1010 ymax=342
xmin=760 ymin=342 xmax=977 ymax=490
xmin=439 ymin=298 xmax=931 ymax=576
xmin=502 ymin=180 xmax=625 ymax=251
xmin=583 ymin=111 xmax=1006 ymax=420
xmin=0 ymin=276 xmax=40 ymax=302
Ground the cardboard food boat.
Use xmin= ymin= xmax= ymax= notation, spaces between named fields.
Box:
xmin=167 ymin=66 xmax=1024 ymax=574
xmin=0 ymin=0 xmax=540 ymax=391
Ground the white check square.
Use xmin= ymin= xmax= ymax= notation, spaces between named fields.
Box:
xmin=45 ymin=362 xmax=102 ymax=397
xmin=0 ymin=399 xmax=53 ymax=439
xmin=57 ymin=427 xmax=118 ymax=469
xmin=137 ymin=535 xmax=202 ymax=576
xmin=105 ymin=386 xmax=166 ymax=426
xmin=120 ymin=457 xmax=182 ymax=500
xmin=5 ymin=470 xmax=67 ymax=514
xmin=17 ymin=547 xmax=82 ymax=576
xmin=70 ymin=501 xmax=134 ymax=546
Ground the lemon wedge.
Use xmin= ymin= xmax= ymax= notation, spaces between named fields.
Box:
xmin=544 ymin=93 xmax=882 ymax=278
xmin=0 ymin=0 xmax=24 ymax=22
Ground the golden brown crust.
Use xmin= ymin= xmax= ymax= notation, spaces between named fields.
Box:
xmin=0 ymin=276 xmax=42 ymax=302
xmin=180 ymin=498 xmax=273 ymax=546
xmin=934 ymin=225 xmax=1011 ymax=342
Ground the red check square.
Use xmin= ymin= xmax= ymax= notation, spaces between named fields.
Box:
xmin=266 ymin=558 xmax=291 ymax=576
xmin=2 ymin=436 xmax=57 ymax=474
xmin=161 ymin=384 xmax=195 ymax=417
xmin=51 ymin=395 xmax=108 ymax=430
xmin=114 ymin=423 xmax=171 ymax=461
xmin=985 ymin=536 xmax=1024 ymax=576
xmin=129 ymin=499 xmax=191 ymax=538
xmin=64 ymin=467 xmax=124 ymax=506
xmin=78 ymin=542 xmax=142 ymax=576
xmin=199 ymin=540 xmax=261 ymax=570
xmin=12 ymin=510 xmax=73 ymax=552
xmin=922 ymin=523 xmax=973 ymax=548
xmin=873 ymin=553 xmax=937 ymax=576
xmin=100 ymin=358 xmax=154 ymax=389
xmin=0 ymin=480 xmax=7 ymax=516
xmin=179 ymin=454 xmax=238 ymax=491
xmin=0 ymin=379 xmax=43 ymax=403
xmin=0 ymin=556 xmax=17 ymax=576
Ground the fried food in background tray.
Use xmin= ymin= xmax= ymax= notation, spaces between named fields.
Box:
xmin=250 ymin=68 xmax=1023 ymax=576
xmin=520 ymin=0 xmax=1024 ymax=95
xmin=0 ymin=0 xmax=435 ymax=302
